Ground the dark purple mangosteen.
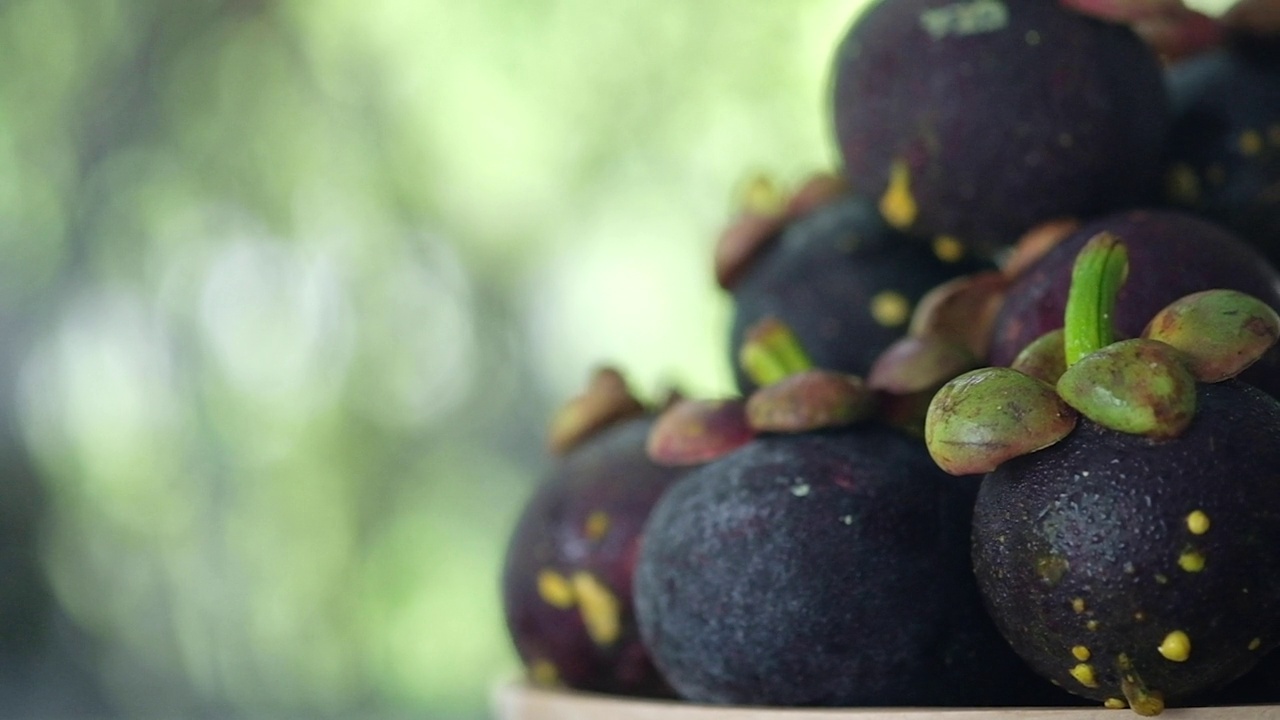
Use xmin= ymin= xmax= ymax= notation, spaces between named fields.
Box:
xmin=928 ymin=234 xmax=1280 ymax=714
xmin=500 ymin=369 xmax=694 ymax=697
xmin=633 ymin=323 xmax=1077 ymax=708
xmin=831 ymin=0 xmax=1169 ymax=256
xmin=1166 ymin=44 xmax=1280 ymax=266
xmin=724 ymin=178 xmax=991 ymax=393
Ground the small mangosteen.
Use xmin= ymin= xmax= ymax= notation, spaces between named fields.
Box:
xmin=987 ymin=209 xmax=1280 ymax=398
xmin=500 ymin=369 xmax=702 ymax=696
xmin=831 ymin=0 xmax=1170 ymax=256
xmin=634 ymin=321 xmax=1075 ymax=707
xmin=721 ymin=173 xmax=991 ymax=393
xmin=927 ymin=233 xmax=1280 ymax=714
xmin=1165 ymin=42 xmax=1280 ymax=265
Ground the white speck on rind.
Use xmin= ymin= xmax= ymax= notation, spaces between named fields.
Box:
xmin=840 ymin=515 xmax=853 ymax=525
xmin=791 ymin=484 xmax=811 ymax=497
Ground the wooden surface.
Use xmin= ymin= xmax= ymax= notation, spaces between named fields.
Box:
xmin=493 ymin=682 xmax=1280 ymax=720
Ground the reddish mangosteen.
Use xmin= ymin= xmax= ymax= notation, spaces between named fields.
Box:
xmin=831 ymin=0 xmax=1169 ymax=256
xmin=633 ymin=321 xmax=1076 ymax=707
xmin=719 ymin=174 xmax=991 ymax=393
xmin=500 ymin=369 xmax=704 ymax=696
xmin=927 ymin=234 xmax=1280 ymax=714
xmin=988 ymin=209 xmax=1280 ymax=398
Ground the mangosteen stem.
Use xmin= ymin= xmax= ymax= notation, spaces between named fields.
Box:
xmin=1063 ymin=232 xmax=1129 ymax=367
xmin=740 ymin=317 xmax=815 ymax=387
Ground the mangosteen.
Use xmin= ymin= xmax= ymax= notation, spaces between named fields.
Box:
xmin=634 ymin=322 xmax=1075 ymax=707
xmin=831 ymin=0 xmax=1170 ymax=256
xmin=500 ymin=369 xmax=695 ymax=696
xmin=927 ymin=233 xmax=1280 ymax=714
xmin=1165 ymin=44 xmax=1280 ymax=266
xmin=1059 ymin=0 xmax=1222 ymax=62
xmin=987 ymin=209 xmax=1280 ymax=398
xmin=722 ymin=174 xmax=992 ymax=393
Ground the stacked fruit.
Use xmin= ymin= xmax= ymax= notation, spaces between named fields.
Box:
xmin=500 ymin=0 xmax=1280 ymax=715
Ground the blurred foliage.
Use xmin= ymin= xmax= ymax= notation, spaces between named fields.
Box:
xmin=2 ymin=0 xmax=1238 ymax=717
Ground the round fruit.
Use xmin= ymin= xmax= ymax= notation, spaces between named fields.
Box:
xmin=832 ymin=0 xmax=1169 ymax=255
xmin=501 ymin=413 xmax=686 ymax=696
xmin=634 ymin=428 xmax=1069 ymax=707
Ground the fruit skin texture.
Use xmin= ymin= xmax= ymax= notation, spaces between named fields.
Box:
xmin=1166 ymin=47 xmax=1280 ymax=267
xmin=730 ymin=195 xmax=990 ymax=392
xmin=972 ymin=381 xmax=1280 ymax=705
xmin=634 ymin=428 xmax=1073 ymax=707
xmin=501 ymin=417 xmax=685 ymax=697
xmin=832 ymin=0 xmax=1169 ymax=255
xmin=988 ymin=210 xmax=1280 ymax=398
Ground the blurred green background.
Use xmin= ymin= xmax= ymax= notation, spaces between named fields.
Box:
xmin=0 ymin=0 xmax=1235 ymax=718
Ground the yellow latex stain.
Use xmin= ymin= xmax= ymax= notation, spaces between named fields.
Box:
xmin=879 ymin=160 xmax=918 ymax=230
xmin=1071 ymin=597 xmax=1086 ymax=614
xmin=1250 ymin=638 xmax=1262 ymax=651
xmin=933 ymin=235 xmax=965 ymax=263
xmin=584 ymin=511 xmax=611 ymax=541
xmin=737 ymin=173 xmax=786 ymax=216
xmin=537 ymin=569 xmax=576 ymax=609
xmin=1185 ymin=510 xmax=1210 ymax=535
xmin=530 ymin=659 xmax=560 ymax=686
xmin=1166 ymin=164 xmax=1200 ymax=205
xmin=1240 ymin=130 xmax=1264 ymax=156
xmin=1070 ymin=663 xmax=1098 ymax=688
xmin=870 ymin=291 xmax=911 ymax=327
xmin=572 ymin=571 xmax=621 ymax=646
xmin=1179 ymin=548 xmax=1206 ymax=573
xmin=1072 ymin=645 xmax=1091 ymax=662
xmin=1105 ymin=697 xmax=1128 ymax=709
xmin=1159 ymin=630 xmax=1191 ymax=662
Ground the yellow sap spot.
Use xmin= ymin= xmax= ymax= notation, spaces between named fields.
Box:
xmin=1072 ymin=645 xmax=1091 ymax=662
xmin=870 ymin=291 xmax=911 ymax=327
xmin=879 ymin=160 xmax=918 ymax=230
xmin=1185 ymin=510 xmax=1210 ymax=535
xmin=1240 ymin=130 xmax=1264 ymax=156
xmin=1087 ymin=620 xmax=1100 ymax=631
xmin=1166 ymin=164 xmax=1201 ymax=205
xmin=1070 ymin=663 xmax=1099 ymax=688
xmin=737 ymin=173 xmax=786 ymax=216
xmin=537 ymin=569 xmax=576 ymax=609
xmin=530 ymin=659 xmax=560 ymax=686
xmin=1159 ymin=630 xmax=1191 ymax=662
xmin=572 ymin=571 xmax=621 ymax=646
xmin=1179 ymin=548 xmax=1206 ymax=573
xmin=1105 ymin=697 xmax=1128 ymax=709
xmin=584 ymin=511 xmax=611 ymax=541
xmin=1072 ymin=597 xmax=1087 ymax=614
xmin=932 ymin=235 xmax=965 ymax=262
xmin=1250 ymin=637 xmax=1262 ymax=651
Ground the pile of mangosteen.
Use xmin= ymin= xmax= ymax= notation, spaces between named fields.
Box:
xmin=500 ymin=0 xmax=1280 ymax=715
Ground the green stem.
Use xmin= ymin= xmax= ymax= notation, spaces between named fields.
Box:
xmin=739 ymin=317 xmax=814 ymax=387
xmin=1063 ymin=232 xmax=1129 ymax=367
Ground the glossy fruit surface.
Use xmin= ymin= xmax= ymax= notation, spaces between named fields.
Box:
xmin=501 ymin=417 xmax=686 ymax=696
xmin=973 ymin=381 xmax=1280 ymax=709
xmin=635 ymin=428 xmax=1074 ymax=707
xmin=832 ymin=0 xmax=1169 ymax=255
